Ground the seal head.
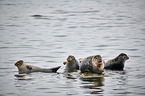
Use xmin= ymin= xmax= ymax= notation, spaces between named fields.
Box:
xmin=15 ymin=60 xmax=23 ymax=67
xmin=15 ymin=60 xmax=31 ymax=72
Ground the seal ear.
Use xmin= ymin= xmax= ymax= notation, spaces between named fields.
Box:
xmin=26 ymin=65 xmax=32 ymax=70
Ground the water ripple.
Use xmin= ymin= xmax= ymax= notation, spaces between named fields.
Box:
xmin=53 ymin=35 xmax=67 ymax=37
xmin=117 ymin=49 xmax=138 ymax=51
xmin=0 ymin=0 xmax=145 ymax=96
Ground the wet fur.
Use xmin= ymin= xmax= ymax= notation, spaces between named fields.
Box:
xmin=64 ymin=55 xmax=79 ymax=72
xmin=15 ymin=60 xmax=61 ymax=74
xmin=80 ymin=55 xmax=104 ymax=74
xmin=104 ymin=53 xmax=129 ymax=70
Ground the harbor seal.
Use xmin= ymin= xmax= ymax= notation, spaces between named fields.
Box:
xmin=15 ymin=60 xmax=61 ymax=74
xmin=80 ymin=55 xmax=104 ymax=74
xmin=63 ymin=55 xmax=79 ymax=72
xmin=104 ymin=53 xmax=129 ymax=70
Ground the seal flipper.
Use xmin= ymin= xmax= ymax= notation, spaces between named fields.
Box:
xmin=63 ymin=61 xmax=67 ymax=65
xmin=49 ymin=66 xmax=61 ymax=72
xmin=26 ymin=65 xmax=32 ymax=70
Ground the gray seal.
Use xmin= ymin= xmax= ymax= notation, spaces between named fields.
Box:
xmin=63 ymin=55 xmax=79 ymax=72
xmin=104 ymin=53 xmax=129 ymax=70
xmin=80 ymin=55 xmax=104 ymax=74
xmin=15 ymin=60 xmax=61 ymax=74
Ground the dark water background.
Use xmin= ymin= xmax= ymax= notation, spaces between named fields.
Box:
xmin=0 ymin=0 xmax=145 ymax=96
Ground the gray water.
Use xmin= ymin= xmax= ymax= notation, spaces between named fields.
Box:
xmin=0 ymin=0 xmax=145 ymax=96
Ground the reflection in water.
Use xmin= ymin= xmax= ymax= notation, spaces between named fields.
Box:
xmin=14 ymin=75 xmax=33 ymax=80
xmin=105 ymin=70 xmax=129 ymax=95
xmin=14 ymin=76 xmax=32 ymax=96
xmin=64 ymin=73 xmax=77 ymax=79
xmin=80 ymin=73 xmax=104 ymax=95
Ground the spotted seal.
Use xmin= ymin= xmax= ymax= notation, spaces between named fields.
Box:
xmin=104 ymin=53 xmax=129 ymax=70
xmin=15 ymin=60 xmax=61 ymax=74
xmin=63 ymin=55 xmax=79 ymax=72
xmin=80 ymin=55 xmax=104 ymax=74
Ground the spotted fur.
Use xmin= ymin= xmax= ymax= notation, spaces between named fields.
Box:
xmin=63 ymin=55 xmax=79 ymax=72
xmin=80 ymin=55 xmax=104 ymax=74
xmin=104 ymin=53 xmax=129 ymax=70
xmin=15 ymin=60 xmax=61 ymax=74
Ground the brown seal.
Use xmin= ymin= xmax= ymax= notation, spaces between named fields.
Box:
xmin=15 ymin=60 xmax=61 ymax=74
xmin=104 ymin=53 xmax=129 ymax=70
xmin=80 ymin=55 xmax=104 ymax=74
xmin=63 ymin=55 xmax=79 ymax=72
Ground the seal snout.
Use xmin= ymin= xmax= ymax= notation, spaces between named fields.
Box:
xmin=67 ymin=57 xmax=73 ymax=61
xmin=126 ymin=55 xmax=129 ymax=60
xmin=98 ymin=59 xmax=102 ymax=63
xmin=97 ymin=57 xmax=103 ymax=64
xmin=67 ymin=55 xmax=75 ymax=62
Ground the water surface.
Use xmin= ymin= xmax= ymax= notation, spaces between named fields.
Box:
xmin=0 ymin=0 xmax=145 ymax=96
